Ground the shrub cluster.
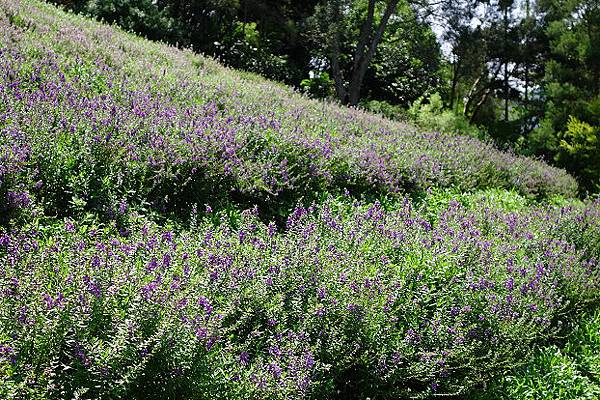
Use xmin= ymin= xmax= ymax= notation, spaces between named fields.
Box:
xmin=1 ymin=196 xmax=599 ymax=399
xmin=0 ymin=3 xmax=597 ymax=400
xmin=478 ymin=308 xmax=600 ymax=400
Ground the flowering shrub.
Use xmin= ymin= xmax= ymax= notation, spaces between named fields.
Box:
xmin=0 ymin=0 xmax=578 ymax=224
xmin=1 ymin=196 xmax=598 ymax=399
xmin=0 ymin=2 xmax=596 ymax=399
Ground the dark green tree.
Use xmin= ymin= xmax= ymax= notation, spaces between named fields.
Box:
xmin=536 ymin=0 xmax=600 ymax=191
xmin=307 ymin=0 xmax=442 ymax=106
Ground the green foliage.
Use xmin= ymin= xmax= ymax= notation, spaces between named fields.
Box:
xmin=409 ymin=93 xmax=488 ymax=139
xmin=304 ymin=0 xmax=443 ymax=105
xmin=557 ymin=116 xmax=600 ymax=192
xmin=426 ymin=187 xmax=530 ymax=212
xmin=524 ymin=0 xmax=600 ymax=190
xmin=365 ymin=2 xmax=442 ymax=106
xmin=475 ymin=308 xmax=600 ymax=400
xmin=360 ymin=99 xmax=407 ymax=121
xmin=215 ymin=20 xmax=294 ymax=83
xmin=83 ymin=0 xmax=179 ymax=42
xmin=525 ymin=118 xmax=560 ymax=159
xmin=300 ymin=71 xmax=334 ymax=99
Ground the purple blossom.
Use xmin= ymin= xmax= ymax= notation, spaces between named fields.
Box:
xmin=198 ymin=296 xmax=213 ymax=315
xmin=83 ymin=275 xmax=101 ymax=298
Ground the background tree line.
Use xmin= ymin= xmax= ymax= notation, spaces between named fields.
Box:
xmin=52 ymin=0 xmax=600 ymax=193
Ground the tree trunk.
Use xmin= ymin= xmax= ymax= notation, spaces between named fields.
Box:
xmin=449 ymin=56 xmax=461 ymax=111
xmin=524 ymin=63 xmax=529 ymax=105
xmin=353 ymin=0 xmax=376 ymax=74
xmin=326 ymin=0 xmax=399 ymax=106
xmin=331 ymin=44 xmax=347 ymax=103
xmin=328 ymin=0 xmax=348 ymax=103
xmin=463 ymin=71 xmax=485 ymax=116
xmin=468 ymin=63 xmax=503 ymax=123
xmin=524 ymin=0 xmax=530 ymax=106
xmin=504 ymin=61 xmax=509 ymax=121
xmin=470 ymin=86 xmax=493 ymax=124
xmin=347 ymin=0 xmax=400 ymax=105
xmin=503 ymin=5 xmax=509 ymax=121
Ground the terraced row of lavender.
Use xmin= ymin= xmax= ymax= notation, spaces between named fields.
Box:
xmin=1 ymin=195 xmax=599 ymax=399
xmin=0 ymin=0 xmax=578 ymax=224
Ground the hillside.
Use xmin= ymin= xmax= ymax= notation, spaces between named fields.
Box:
xmin=0 ymin=1 xmax=598 ymax=400
xmin=0 ymin=0 xmax=578 ymax=225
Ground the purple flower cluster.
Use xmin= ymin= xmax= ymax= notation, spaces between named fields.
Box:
xmin=0 ymin=0 xmax=578 ymax=224
xmin=1 ymin=195 xmax=598 ymax=398
xmin=0 ymin=2 xmax=596 ymax=399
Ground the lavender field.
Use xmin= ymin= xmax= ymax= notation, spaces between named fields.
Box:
xmin=0 ymin=1 xmax=598 ymax=399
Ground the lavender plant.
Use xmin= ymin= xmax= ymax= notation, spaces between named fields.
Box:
xmin=0 ymin=0 xmax=578 ymax=224
xmin=1 ymin=196 xmax=598 ymax=399
xmin=1 ymin=2 xmax=597 ymax=399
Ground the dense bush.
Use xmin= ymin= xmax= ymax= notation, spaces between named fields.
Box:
xmin=556 ymin=116 xmax=600 ymax=193
xmin=1 ymin=195 xmax=599 ymax=399
xmin=300 ymin=71 xmax=335 ymax=99
xmin=408 ymin=93 xmax=488 ymax=140
xmin=476 ymin=308 xmax=600 ymax=400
